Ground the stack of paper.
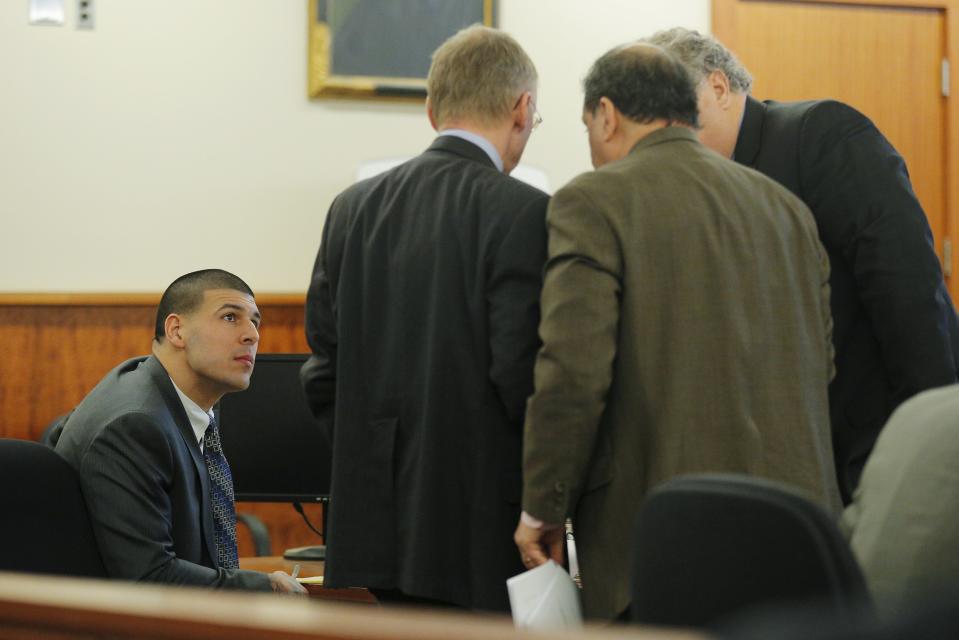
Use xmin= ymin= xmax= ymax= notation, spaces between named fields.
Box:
xmin=507 ymin=560 xmax=583 ymax=630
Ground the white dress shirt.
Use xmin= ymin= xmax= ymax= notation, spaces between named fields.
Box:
xmin=170 ymin=379 xmax=215 ymax=451
xmin=439 ymin=129 xmax=504 ymax=173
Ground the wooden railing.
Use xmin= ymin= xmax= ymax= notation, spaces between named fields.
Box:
xmin=0 ymin=572 xmax=704 ymax=640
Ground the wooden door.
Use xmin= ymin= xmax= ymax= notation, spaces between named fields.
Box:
xmin=713 ymin=0 xmax=952 ymax=294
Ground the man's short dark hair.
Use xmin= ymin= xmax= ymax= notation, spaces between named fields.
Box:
xmin=154 ymin=269 xmax=254 ymax=342
xmin=583 ymin=44 xmax=700 ymax=128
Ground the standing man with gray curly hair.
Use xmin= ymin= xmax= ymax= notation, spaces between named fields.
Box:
xmin=302 ymin=25 xmax=547 ymax=611
xmin=646 ymin=27 xmax=959 ymax=504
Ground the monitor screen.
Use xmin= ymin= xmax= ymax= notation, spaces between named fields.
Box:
xmin=217 ymin=353 xmax=332 ymax=502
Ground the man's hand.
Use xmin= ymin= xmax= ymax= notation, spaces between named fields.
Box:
xmin=269 ymin=571 xmax=308 ymax=595
xmin=514 ymin=519 xmax=564 ymax=570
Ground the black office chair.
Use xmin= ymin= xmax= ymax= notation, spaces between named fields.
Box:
xmin=0 ymin=438 xmax=106 ymax=578
xmin=237 ymin=512 xmax=272 ymax=557
xmin=631 ymin=473 xmax=871 ymax=629
xmin=38 ymin=411 xmax=72 ymax=448
xmin=37 ymin=416 xmax=273 ymax=557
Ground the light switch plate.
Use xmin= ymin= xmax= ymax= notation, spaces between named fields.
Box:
xmin=29 ymin=0 xmax=65 ymax=25
xmin=76 ymin=0 xmax=94 ymax=29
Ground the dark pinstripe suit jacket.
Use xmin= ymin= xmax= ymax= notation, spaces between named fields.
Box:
xmin=303 ymin=135 xmax=549 ymax=610
xmin=734 ymin=97 xmax=959 ymax=502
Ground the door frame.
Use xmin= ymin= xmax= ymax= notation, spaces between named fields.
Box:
xmin=713 ymin=0 xmax=959 ymax=295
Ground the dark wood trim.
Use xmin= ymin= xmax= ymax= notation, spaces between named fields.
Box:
xmin=0 ymin=293 xmax=306 ymax=306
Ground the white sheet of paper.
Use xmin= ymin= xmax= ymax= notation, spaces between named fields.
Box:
xmin=507 ymin=560 xmax=583 ymax=630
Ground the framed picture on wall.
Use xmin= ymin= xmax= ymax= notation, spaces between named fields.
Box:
xmin=308 ymin=0 xmax=495 ymax=100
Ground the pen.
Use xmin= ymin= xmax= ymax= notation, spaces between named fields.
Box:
xmin=291 ymin=563 xmax=301 ymax=579
xmin=564 ymin=519 xmax=582 ymax=589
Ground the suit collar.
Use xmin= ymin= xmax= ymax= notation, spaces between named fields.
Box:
xmin=427 ymin=135 xmax=498 ymax=170
xmin=437 ymin=130 xmax=503 ymax=171
xmin=142 ymin=355 xmax=218 ymax=565
xmin=733 ymin=95 xmax=766 ymax=167
xmin=142 ymin=356 xmax=203 ymax=452
xmin=627 ymin=125 xmax=699 ymax=156
xmin=169 ymin=378 xmax=214 ymax=446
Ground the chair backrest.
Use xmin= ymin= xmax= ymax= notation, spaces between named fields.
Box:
xmin=0 ymin=439 xmax=106 ymax=578
xmin=631 ymin=473 xmax=870 ymax=628
xmin=38 ymin=411 xmax=72 ymax=448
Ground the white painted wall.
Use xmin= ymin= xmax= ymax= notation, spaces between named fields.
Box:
xmin=0 ymin=1 xmax=708 ymax=292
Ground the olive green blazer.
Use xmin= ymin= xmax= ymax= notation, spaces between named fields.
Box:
xmin=522 ymin=127 xmax=842 ymax=620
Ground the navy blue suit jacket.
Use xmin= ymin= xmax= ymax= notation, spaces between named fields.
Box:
xmin=734 ymin=97 xmax=959 ymax=501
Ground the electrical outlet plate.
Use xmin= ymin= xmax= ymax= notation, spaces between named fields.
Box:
xmin=76 ymin=0 xmax=94 ymax=29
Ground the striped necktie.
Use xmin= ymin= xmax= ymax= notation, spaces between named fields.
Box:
xmin=203 ymin=416 xmax=239 ymax=570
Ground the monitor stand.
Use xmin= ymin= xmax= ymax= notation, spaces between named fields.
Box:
xmin=283 ymin=545 xmax=326 ymax=561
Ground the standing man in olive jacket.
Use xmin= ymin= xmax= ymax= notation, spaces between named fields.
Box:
xmin=648 ymin=27 xmax=959 ymax=503
xmin=515 ymin=43 xmax=840 ymax=621
xmin=302 ymin=26 xmax=548 ymax=611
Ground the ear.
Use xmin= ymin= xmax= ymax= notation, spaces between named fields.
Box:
xmin=426 ymin=96 xmax=439 ymax=131
xmin=512 ymin=91 xmax=531 ymax=132
xmin=164 ymin=314 xmax=187 ymax=348
xmin=598 ymin=97 xmax=619 ymax=142
xmin=706 ymin=69 xmax=733 ymax=109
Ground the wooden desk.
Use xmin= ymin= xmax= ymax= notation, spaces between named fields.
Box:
xmin=240 ymin=556 xmax=377 ymax=604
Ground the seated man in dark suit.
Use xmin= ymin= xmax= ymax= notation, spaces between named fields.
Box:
xmin=646 ymin=27 xmax=959 ymax=503
xmin=57 ymin=269 xmax=304 ymax=593
xmin=301 ymin=25 xmax=548 ymax=610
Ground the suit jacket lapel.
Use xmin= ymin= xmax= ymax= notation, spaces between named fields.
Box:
xmin=142 ymin=355 xmax=219 ymax=566
xmin=733 ymin=95 xmax=766 ymax=167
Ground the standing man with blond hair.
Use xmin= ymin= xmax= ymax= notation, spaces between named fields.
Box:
xmin=302 ymin=25 xmax=547 ymax=611
xmin=646 ymin=27 xmax=959 ymax=503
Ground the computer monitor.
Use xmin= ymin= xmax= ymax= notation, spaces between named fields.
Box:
xmin=217 ymin=353 xmax=332 ymax=503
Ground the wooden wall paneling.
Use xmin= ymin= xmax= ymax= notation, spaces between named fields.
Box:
xmin=235 ymin=502 xmax=325 ymax=557
xmin=0 ymin=305 xmax=155 ymax=441
xmin=948 ymin=6 xmax=958 ymax=288
xmin=255 ymin=303 xmax=311 ymax=353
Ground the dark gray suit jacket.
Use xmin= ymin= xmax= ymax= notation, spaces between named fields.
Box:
xmin=302 ymin=135 xmax=548 ymax=610
xmin=56 ymin=355 xmax=270 ymax=590
xmin=734 ymin=97 xmax=959 ymax=502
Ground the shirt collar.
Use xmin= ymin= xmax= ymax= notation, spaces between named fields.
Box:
xmin=169 ymin=378 xmax=215 ymax=446
xmin=732 ymin=95 xmax=764 ymax=167
xmin=438 ymin=129 xmax=504 ymax=172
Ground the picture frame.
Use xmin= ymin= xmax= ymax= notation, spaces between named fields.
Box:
xmin=308 ymin=0 xmax=495 ymax=100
